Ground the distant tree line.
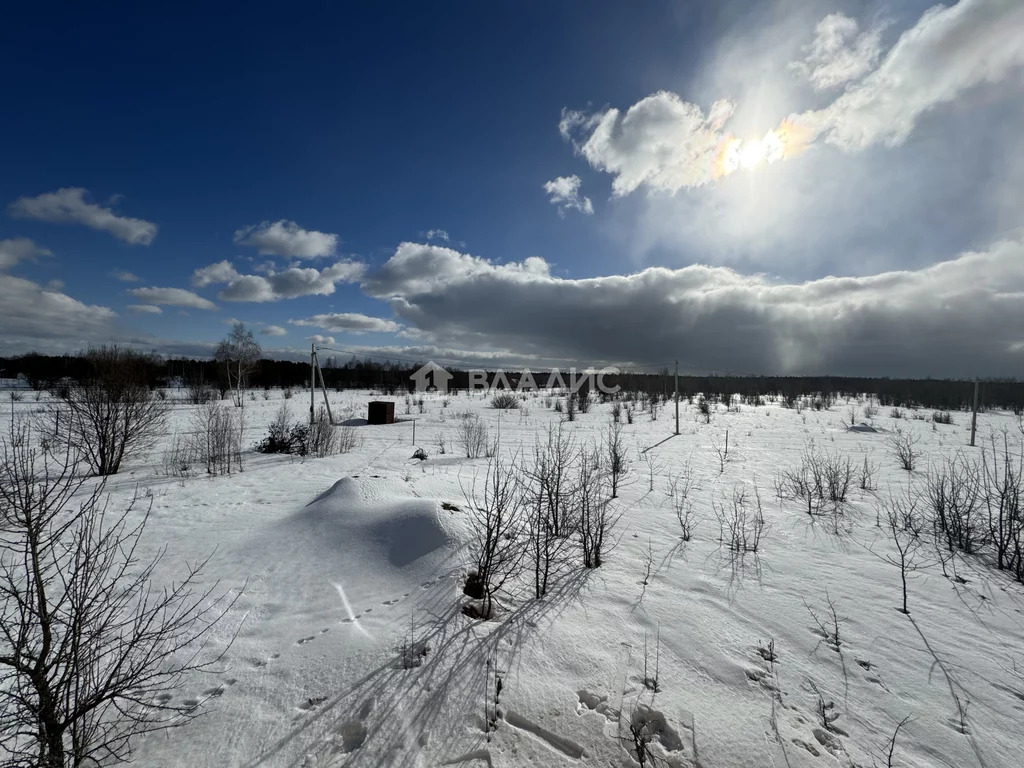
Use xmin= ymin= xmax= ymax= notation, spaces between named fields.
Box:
xmin=2 ymin=352 xmax=1022 ymax=412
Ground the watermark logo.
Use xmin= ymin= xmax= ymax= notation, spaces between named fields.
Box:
xmin=410 ymin=362 xmax=620 ymax=395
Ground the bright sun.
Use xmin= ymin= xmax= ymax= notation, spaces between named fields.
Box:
xmin=714 ymin=122 xmax=803 ymax=180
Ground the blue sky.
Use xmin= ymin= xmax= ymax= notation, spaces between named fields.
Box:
xmin=2 ymin=0 xmax=1023 ymax=377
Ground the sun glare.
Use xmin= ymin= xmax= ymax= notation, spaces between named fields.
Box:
xmin=713 ymin=120 xmax=805 ymax=180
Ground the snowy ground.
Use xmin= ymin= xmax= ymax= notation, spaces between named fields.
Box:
xmin=4 ymin=387 xmax=1023 ymax=768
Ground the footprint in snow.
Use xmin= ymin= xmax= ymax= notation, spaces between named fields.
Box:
xmin=297 ymin=636 xmax=316 ymax=645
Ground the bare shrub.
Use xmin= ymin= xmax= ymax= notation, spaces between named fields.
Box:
xmin=667 ymin=462 xmax=697 ymax=540
xmin=564 ymin=393 xmax=577 ymax=422
xmin=578 ymin=447 xmax=615 ymax=568
xmin=50 ymin=346 xmax=168 ymax=476
xmin=307 ymin=406 xmax=339 ymax=458
xmin=337 ymin=423 xmax=359 ymax=454
xmin=774 ymin=444 xmax=851 ymax=516
xmin=981 ymin=432 xmax=1024 ymax=579
xmin=193 ymin=401 xmax=243 ymax=474
xmin=490 ymin=391 xmax=519 ymax=410
xmin=462 ymin=457 xmax=525 ymax=618
xmin=859 ymin=454 xmax=879 ymax=491
xmin=605 ymin=421 xmax=629 ymax=498
xmin=457 ymin=413 xmax=491 ymax=459
xmin=925 ymin=451 xmax=984 ymax=555
xmin=520 ymin=427 xmax=577 ymax=596
xmin=889 ymin=428 xmax=920 ymax=471
xmin=162 ymin=433 xmax=200 ymax=478
xmin=185 ymin=379 xmax=214 ymax=405
xmin=611 ymin=401 xmax=622 ymax=423
xmin=0 ymin=422 xmax=236 ymax=767
xmin=932 ymin=411 xmax=953 ymax=425
xmin=714 ymin=482 xmax=765 ymax=553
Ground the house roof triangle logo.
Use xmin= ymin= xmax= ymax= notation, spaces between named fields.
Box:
xmin=410 ymin=361 xmax=453 ymax=393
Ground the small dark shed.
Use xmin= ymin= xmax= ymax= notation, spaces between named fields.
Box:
xmin=367 ymin=400 xmax=396 ymax=425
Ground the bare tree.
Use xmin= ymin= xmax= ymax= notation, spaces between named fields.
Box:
xmin=50 ymin=347 xmax=167 ymax=477
xmin=605 ymin=421 xmax=629 ymax=499
xmin=520 ymin=427 xmax=578 ymax=598
xmin=215 ymin=323 xmax=261 ymax=408
xmin=0 ymin=422 xmax=236 ymax=767
xmin=577 ymin=447 xmax=615 ymax=568
xmin=462 ymin=457 xmax=525 ymax=618
xmin=875 ymin=488 xmax=927 ymax=614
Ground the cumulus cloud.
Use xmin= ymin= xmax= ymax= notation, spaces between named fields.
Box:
xmin=128 ymin=304 xmax=162 ymax=314
xmin=290 ymin=312 xmax=400 ymax=334
xmin=562 ymin=0 xmax=1024 ymax=194
xmin=191 ymin=259 xmax=240 ymax=288
xmin=111 ymin=269 xmax=140 ymax=282
xmin=234 ymin=220 xmax=338 ymax=259
xmin=789 ymin=13 xmax=883 ymax=90
xmin=0 ymin=273 xmax=118 ymax=354
xmin=796 ymin=0 xmax=1024 ymax=150
xmin=0 ymin=238 xmax=51 ymax=270
xmin=261 ymin=325 xmax=287 ymax=336
xmin=560 ymin=94 xmax=734 ymax=194
xmin=363 ymin=239 xmax=1024 ymax=378
xmin=129 ymin=286 xmax=217 ymax=310
xmin=543 ymin=175 xmax=594 ymax=215
xmin=8 ymin=188 xmax=157 ymax=245
xmin=363 ymin=242 xmax=549 ymax=298
xmin=307 ymin=334 xmax=335 ymax=346
xmin=191 ymin=259 xmax=364 ymax=302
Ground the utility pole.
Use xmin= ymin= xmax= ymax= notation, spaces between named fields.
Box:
xmin=674 ymin=360 xmax=680 ymax=435
xmin=310 ymin=342 xmax=316 ymax=426
xmin=970 ymin=378 xmax=980 ymax=447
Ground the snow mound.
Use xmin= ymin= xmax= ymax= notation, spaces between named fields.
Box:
xmin=299 ymin=475 xmax=455 ymax=569
xmin=847 ymin=422 xmax=879 ymax=433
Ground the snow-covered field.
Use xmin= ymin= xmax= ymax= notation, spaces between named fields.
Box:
xmin=4 ymin=388 xmax=1023 ymax=768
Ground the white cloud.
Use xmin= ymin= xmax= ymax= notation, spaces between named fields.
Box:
xmin=560 ymin=93 xmax=735 ymax=194
xmin=0 ymin=273 xmax=118 ymax=354
xmin=111 ymin=269 xmax=140 ymax=282
xmin=8 ymin=188 xmax=157 ymax=245
xmin=128 ymin=286 xmax=217 ymax=310
xmin=191 ymin=259 xmax=240 ymax=288
xmin=261 ymin=325 xmax=287 ymax=336
xmin=789 ymin=13 xmax=883 ymax=90
xmin=362 ymin=242 xmax=549 ymax=298
xmin=307 ymin=334 xmax=336 ymax=346
xmin=128 ymin=304 xmax=163 ymax=314
xmin=0 ymin=238 xmax=51 ymax=270
xmin=234 ymin=220 xmax=338 ymax=259
xmin=290 ymin=312 xmax=400 ymax=334
xmin=562 ymin=0 xmax=1024 ymax=195
xmin=362 ymin=238 xmax=1024 ymax=378
xmin=191 ymin=259 xmax=365 ymax=302
xmin=543 ymin=175 xmax=594 ymax=215
xmin=424 ymin=229 xmax=450 ymax=242
xmin=796 ymin=0 xmax=1024 ymax=150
